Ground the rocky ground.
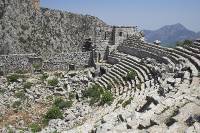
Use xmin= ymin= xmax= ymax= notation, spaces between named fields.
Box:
xmin=0 ymin=69 xmax=97 ymax=132
xmin=1 ymin=56 xmax=199 ymax=133
xmin=66 ymin=57 xmax=200 ymax=133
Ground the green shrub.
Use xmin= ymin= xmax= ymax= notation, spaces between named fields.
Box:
xmin=83 ymin=85 xmax=101 ymax=98
xmin=12 ymin=101 xmax=21 ymax=108
xmin=100 ymin=90 xmax=114 ymax=105
xmin=125 ymin=70 xmax=137 ymax=81
xmin=83 ymin=85 xmax=103 ymax=105
xmin=54 ymin=98 xmax=73 ymax=109
xmin=113 ymin=79 xmax=118 ymax=85
xmin=32 ymin=64 xmax=41 ymax=70
xmin=176 ymin=40 xmax=192 ymax=47
xmin=69 ymin=92 xmax=75 ymax=100
xmin=122 ymin=98 xmax=133 ymax=108
xmin=43 ymin=106 xmax=63 ymax=123
xmin=7 ymin=74 xmax=21 ymax=83
xmin=48 ymin=78 xmax=59 ymax=87
xmin=40 ymin=73 xmax=49 ymax=81
xmin=107 ymin=84 xmax=112 ymax=90
xmin=7 ymin=127 xmax=14 ymax=133
xmin=23 ymin=82 xmax=32 ymax=89
xmin=83 ymin=85 xmax=114 ymax=106
xmin=29 ymin=123 xmax=41 ymax=133
xmin=15 ymin=91 xmax=26 ymax=99
xmin=46 ymin=95 xmax=53 ymax=101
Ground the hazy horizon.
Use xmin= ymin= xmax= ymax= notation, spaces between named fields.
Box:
xmin=41 ymin=0 xmax=200 ymax=32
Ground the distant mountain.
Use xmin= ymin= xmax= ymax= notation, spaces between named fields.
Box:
xmin=143 ymin=23 xmax=200 ymax=47
xmin=197 ymin=32 xmax=200 ymax=37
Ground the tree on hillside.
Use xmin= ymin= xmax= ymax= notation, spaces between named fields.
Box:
xmin=176 ymin=39 xmax=192 ymax=47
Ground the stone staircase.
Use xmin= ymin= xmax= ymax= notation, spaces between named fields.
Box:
xmin=67 ymin=38 xmax=200 ymax=133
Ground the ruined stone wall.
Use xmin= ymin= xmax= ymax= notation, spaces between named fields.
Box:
xmin=0 ymin=54 xmax=37 ymax=73
xmin=47 ymin=52 xmax=91 ymax=65
xmin=43 ymin=52 xmax=91 ymax=71
xmin=113 ymin=26 xmax=138 ymax=46
xmin=33 ymin=0 xmax=40 ymax=15
xmin=0 ymin=52 xmax=92 ymax=74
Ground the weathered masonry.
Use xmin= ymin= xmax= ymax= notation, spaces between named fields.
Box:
xmin=0 ymin=52 xmax=92 ymax=75
xmin=83 ymin=26 xmax=143 ymax=63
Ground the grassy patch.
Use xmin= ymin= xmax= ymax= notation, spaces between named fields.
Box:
xmin=12 ymin=101 xmax=22 ymax=108
xmin=176 ymin=40 xmax=192 ymax=47
xmin=29 ymin=123 xmax=42 ymax=133
xmin=54 ymin=98 xmax=73 ymax=109
xmin=83 ymin=84 xmax=114 ymax=106
xmin=15 ymin=91 xmax=26 ymax=100
xmin=7 ymin=74 xmax=24 ymax=83
xmin=32 ymin=64 xmax=41 ymax=70
xmin=40 ymin=73 xmax=48 ymax=81
xmin=43 ymin=106 xmax=63 ymax=124
xmin=48 ymin=78 xmax=59 ymax=87
xmin=23 ymin=82 xmax=32 ymax=89
xmin=124 ymin=70 xmax=137 ymax=81
xmin=100 ymin=90 xmax=114 ymax=105
xmin=107 ymin=84 xmax=112 ymax=90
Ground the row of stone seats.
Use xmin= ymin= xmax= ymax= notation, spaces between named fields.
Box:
xmin=193 ymin=41 xmax=200 ymax=48
xmin=95 ymin=54 xmax=157 ymax=97
xmin=175 ymin=46 xmax=200 ymax=62
xmin=120 ymin=40 xmax=180 ymax=66
xmin=111 ymin=53 xmax=152 ymax=81
xmin=120 ymin=37 xmax=199 ymax=77
xmin=146 ymin=43 xmax=200 ymax=77
xmin=95 ymin=71 xmax=139 ymax=96
xmin=167 ymin=47 xmax=200 ymax=73
xmin=182 ymin=44 xmax=200 ymax=54
xmin=144 ymin=44 xmax=199 ymax=76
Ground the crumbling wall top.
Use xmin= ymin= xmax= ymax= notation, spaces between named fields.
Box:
xmin=32 ymin=0 xmax=40 ymax=14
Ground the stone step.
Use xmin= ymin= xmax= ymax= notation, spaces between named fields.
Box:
xmin=193 ymin=42 xmax=200 ymax=48
xmin=170 ymin=48 xmax=200 ymax=72
xmin=123 ymin=58 xmax=150 ymax=80
xmin=183 ymin=45 xmax=200 ymax=54
xmin=103 ymin=74 xmax=120 ymax=95
xmin=142 ymin=43 xmax=181 ymax=64
xmin=150 ymin=47 xmax=199 ymax=76
xmin=97 ymin=78 xmax=108 ymax=88
xmin=191 ymin=43 xmax=200 ymax=50
xmin=113 ymin=65 xmax=127 ymax=76
xmin=109 ymin=69 xmax=126 ymax=86
xmin=126 ymin=55 xmax=152 ymax=75
xmin=121 ymin=59 xmax=148 ymax=81
xmin=118 ymin=62 xmax=145 ymax=83
xmin=95 ymin=80 xmax=105 ymax=89
xmin=101 ymin=75 xmax=113 ymax=90
xmin=103 ymin=74 xmax=117 ymax=88
xmin=120 ymin=43 xmax=180 ymax=65
xmin=176 ymin=46 xmax=200 ymax=61
xmin=162 ymin=56 xmax=176 ymax=70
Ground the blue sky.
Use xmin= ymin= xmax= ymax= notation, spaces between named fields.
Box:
xmin=41 ymin=0 xmax=200 ymax=32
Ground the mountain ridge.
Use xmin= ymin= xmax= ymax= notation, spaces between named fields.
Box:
xmin=143 ymin=23 xmax=200 ymax=47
